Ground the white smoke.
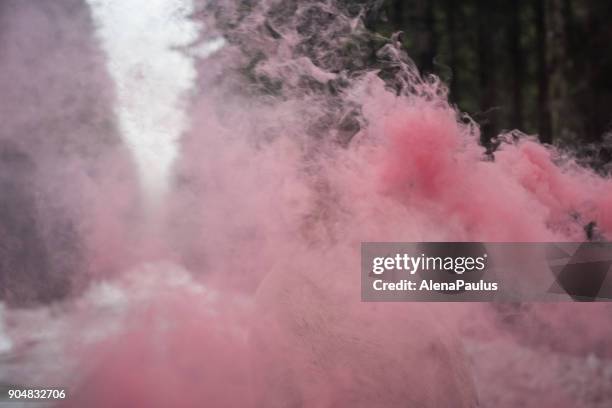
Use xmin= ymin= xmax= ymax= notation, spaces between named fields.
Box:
xmin=86 ymin=0 xmax=200 ymax=204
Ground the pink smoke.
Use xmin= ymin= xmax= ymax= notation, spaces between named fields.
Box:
xmin=62 ymin=81 xmax=612 ymax=407
xmin=2 ymin=1 xmax=612 ymax=407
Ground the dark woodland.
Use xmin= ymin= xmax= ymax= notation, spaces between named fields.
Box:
xmin=365 ymin=0 xmax=612 ymax=170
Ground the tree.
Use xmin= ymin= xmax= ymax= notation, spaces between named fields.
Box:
xmin=534 ymin=0 xmax=553 ymax=143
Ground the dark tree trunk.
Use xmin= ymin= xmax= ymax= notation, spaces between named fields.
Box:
xmin=392 ymin=0 xmax=404 ymax=29
xmin=447 ymin=0 xmax=459 ymax=102
xmin=476 ymin=0 xmax=497 ymax=145
xmin=422 ymin=0 xmax=437 ymax=74
xmin=561 ymin=0 xmax=576 ymax=51
xmin=509 ymin=0 xmax=524 ymax=131
xmin=535 ymin=0 xmax=553 ymax=144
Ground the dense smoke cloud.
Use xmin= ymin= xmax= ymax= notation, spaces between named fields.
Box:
xmin=0 ymin=0 xmax=139 ymax=306
xmin=1 ymin=0 xmax=612 ymax=407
